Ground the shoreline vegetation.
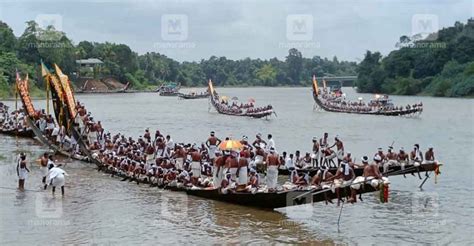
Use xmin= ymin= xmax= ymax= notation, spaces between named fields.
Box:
xmin=1 ymin=19 xmax=473 ymax=100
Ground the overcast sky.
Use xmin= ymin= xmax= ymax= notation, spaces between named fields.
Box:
xmin=0 ymin=0 xmax=472 ymax=62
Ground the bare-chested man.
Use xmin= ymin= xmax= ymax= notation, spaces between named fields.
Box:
xmin=237 ymin=148 xmax=250 ymax=188
xmin=383 ymin=147 xmax=399 ymax=173
xmin=265 ymin=148 xmax=280 ymax=192
xmin=329 ymin=161 xmax=354 ymax=206
xmin=410 ymin=144 xmax=423 ymax=166
xmin=252 ymin=133 xmax=267 ymax=149
xmin=423 ymin=146 xmax=436 ymax=164
xmin=172 ymin=145 xmax=187 ymax=171
xmin=225 ymin=152 xmax=239 ymax=181
xmin=190 ymin=145 xmax=202 ymax=184
xmin=311 ymin=137 xmax=320 ymax=167
xmin=40 ymin=152 xmax=49 ymax=189
xmin=213 ymin=152 xmax=226 ymax=188
xmin=328 ymin=136 xmax=344 ymax=166
xmin=206 ymin=131 xmax=221 ymax=162
xmin=319 ymin=133 xmax=329 ymax=165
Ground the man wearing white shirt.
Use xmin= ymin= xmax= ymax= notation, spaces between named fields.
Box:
xmin=266 ymin=134 xmax=275 ymax=152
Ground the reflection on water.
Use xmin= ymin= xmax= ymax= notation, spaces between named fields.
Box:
xmin=0 ymin=87 xmax=473 ymax=244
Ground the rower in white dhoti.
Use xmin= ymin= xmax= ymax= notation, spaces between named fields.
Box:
xmin=206 ymin=131 xmax=221 ymax=162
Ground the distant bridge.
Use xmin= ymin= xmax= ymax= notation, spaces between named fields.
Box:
xmin=315 ymin=76 xmax=357 ymax=87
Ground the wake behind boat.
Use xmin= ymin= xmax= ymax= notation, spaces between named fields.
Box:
xmin=208 ymin=80 xmax=274 ymax=118
xmin=311 ymin=76 xmax=423 ymax=116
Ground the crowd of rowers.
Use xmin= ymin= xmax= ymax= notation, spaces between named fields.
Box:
xmin=318 ymin=89 xmax=423 ymax=113
xmin=90 ymin=128 xmax=438 ymax=204
xmin=213 ymin=95 xmax=273 ymax=115
xmin=0 ymin=107 xmax=31 ymax=132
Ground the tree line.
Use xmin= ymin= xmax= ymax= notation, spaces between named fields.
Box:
xmin=356 ymin=19 xmax=474 ymax=97
xmin=0 ymin=20 xmax=356 ymax=98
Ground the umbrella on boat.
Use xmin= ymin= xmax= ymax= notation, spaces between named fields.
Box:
xmin=218 ymin=140 xmax=243 ymax=151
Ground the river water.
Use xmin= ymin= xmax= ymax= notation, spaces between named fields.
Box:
xmin=0 ymin=87 xmax=473 ymax=245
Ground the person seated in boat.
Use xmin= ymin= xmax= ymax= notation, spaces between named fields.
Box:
xmin=252 ymin=133 xmax=267 ymax=149
xmin=177 ymin=169 xmax=192 ymax=187
xmin=293 ymin=171 xmax=310 ymax=186
xmin=342 ymin=152 xmax=355 ymax=168
xmin=364 ymin=155 xmax=388 ymax=187
xmin=220 ymin=172 xmax=234 ymax=194
xmin=329 ymin=160 xmax=355 ymax=206
xmin=375 ymin=147 xmax=386 ymax=164
xmin=300 ymin=153 xmax=312 ymax=169
xmin=397 ymin=147 xmax=409 ymax=171
xmin=245 ymin=169 xmax=259 ymax=193
xmin=423 ymin=146 xmax=437 ymax=165
xmin=293 ymin=150 xmax=303 ymax=169
xmin=383 ymin=147 xmax=399 ymax=173
xmin=410 ymin=144 xmax=423 ymax=166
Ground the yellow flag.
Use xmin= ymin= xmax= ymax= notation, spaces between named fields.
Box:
xmin=41 ymin=62 xmax=49 ymax=78
xmin=312 ymin=75 xmax=319 ymax=96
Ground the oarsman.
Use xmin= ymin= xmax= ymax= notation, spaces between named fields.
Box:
xmin=423 ymin=146 xmax=436 ymax=164
xmin=342 ymin=152 xmax=354 ymax=167
xmin=47 ymin=164 xmax=68 ymax=196
xmin=225 ymin=151 xmax=239 ymax=180
xmin=383 ymin=147 xmax=399 ymax=173
xmin=265 ymin=147 xmax=280 ymax=192
xmin=410 ymin=144 xmax=423 ymax=166
xmin=311 ymin=137 xmax=320 ymax=167
xmin=213 ymin=151 xmax=225 ymax=188
xmin=311 ymin=167 xmax=334 ymax=188
xmin=266 ymin=134 xmax=275 ymax=152
xmin=328 ymin=136 xmax=344 ymax=166
xmin=190 ymin=145 xmax=202 ymax=184
xmin=252 ymin=133 xmax=267 ymax=149
xmin=376 ymin=148 xmax=386 ymax=164
xmin=247 ymin=168 xmax=259 ymax=192
xmin=40 ymin=153 xmax=49 ymax=189
xmin=206 ymin=131 xmax=221 ymax=162
xmin=330 ymin=160 xmax=355 ymax=206
xmin=16 ymin=153 xmax=30 ymax=191
xmin=236 ymin=148 xmax=250 ymax=189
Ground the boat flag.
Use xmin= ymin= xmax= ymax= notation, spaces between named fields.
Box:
xmin=312 ymin=75 xmax=319 ymax=96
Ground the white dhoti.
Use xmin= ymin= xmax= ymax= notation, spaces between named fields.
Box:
xmin=399 ymin=160 xmax=407 ymax=170
xmin=191 ymin=161 xmax=201 ymax=178
xmin=368 ymin=176 xmax=390 ymax=188
xmin=156 ymin=149 xmax=164 ymax=157
xmin=266 ymin=165 xmax=278 ymax=189
xmin=18 ymin=169 xmax=28 ymax=180
xmin=176 ymin=158 xmax=184 ymax=170
xmin=213 ymin=167 xmax=223 ymax=188
xmin=311 ymin=151 xmax=320 ymax=161
xmin=336 ymin=149 xmax=344 ymax=160
xmin=228 ymin=167 xmax=238 ymax=180
xmin=254 ymin=155 xmax=264 ymax=164
xmin=237 ymin=167 xmax=248 ymax=185
xmin=208 ymin=145 xmax=217 ymax=159
xmin=383 ymin=160 xmax=399 ymax=173
xmin=40 ymin=166 xmax=48 ymax=177
xmin=51 ymin=174 xmax=65 ymax=187
xmin=351 ymin=176 xmax=366 ymax=190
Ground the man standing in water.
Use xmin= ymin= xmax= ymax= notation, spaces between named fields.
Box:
xmin=16 ymin=153 xmax=30 ymax=191
xmin=206 ymin=131 xmax=221 ymax=163
xmin=47 ymin=164 xmax=68 ymax=196
xmin=40 ymin=153 xmax=49 ymax=189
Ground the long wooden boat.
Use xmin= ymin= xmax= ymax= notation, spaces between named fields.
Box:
xmin=159 ymin=91 xmax=181 ymax=96
xmin=178 ymin=92 xmax=209 ymax=99
xmin=0 ymin=128 xmax=35 ymax=138
xmin=278 ymin=163 xmax=437 ymax=176
xmin=311 ymin=76 xmax=423 ymax=116
xmin=208 ymin=80 xmax=274 ymax=119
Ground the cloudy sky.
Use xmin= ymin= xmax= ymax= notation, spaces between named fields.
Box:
xmin=1 ymin=0 xmax=472 ymax=62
